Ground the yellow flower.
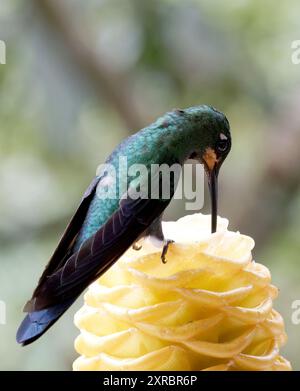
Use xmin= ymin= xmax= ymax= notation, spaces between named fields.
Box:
xmin=73 ymin=214 xmax=291 ymax=371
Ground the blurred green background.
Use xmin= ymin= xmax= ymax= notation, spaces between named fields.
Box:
xmin=1 ymin=0 xmax=300 ymax=370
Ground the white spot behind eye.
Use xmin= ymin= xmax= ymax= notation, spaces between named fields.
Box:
xmin=220 ymin=133 xmax=227 ymax=140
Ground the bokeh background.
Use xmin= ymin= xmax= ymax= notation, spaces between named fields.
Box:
xmin=1 ymin=0 xmax=300 ymax=370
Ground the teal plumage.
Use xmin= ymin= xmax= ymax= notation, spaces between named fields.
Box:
xmin=17 ymin=105 xmax=231 ymax=345
xmin=76 ymin=106 xmax=229 ymax=246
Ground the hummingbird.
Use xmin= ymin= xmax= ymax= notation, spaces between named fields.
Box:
xmin=16 ymin=105 xmax=231 ymax=345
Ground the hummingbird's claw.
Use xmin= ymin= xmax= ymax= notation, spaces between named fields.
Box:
xmin=161 ymin=239 xmax=174 ymax=264
xmin=132 ymin=242 xmax=142 ymax=251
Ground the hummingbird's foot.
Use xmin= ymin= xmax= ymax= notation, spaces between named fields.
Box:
xmin=161 ymin=239 xmax=174 ymax=264
xmin=132 ymin=242 xmax=142 ymax=251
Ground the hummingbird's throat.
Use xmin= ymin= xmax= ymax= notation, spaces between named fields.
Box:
xmin=202 ymin=147 xmax=218 ymax=172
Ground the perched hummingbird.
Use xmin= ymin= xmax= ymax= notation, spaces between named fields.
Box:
xmin=17 ymin=105 xmax=231 ymax=345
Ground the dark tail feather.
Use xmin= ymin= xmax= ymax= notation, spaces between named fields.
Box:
xmin=16 ymin=298 xmax=75 ymax=346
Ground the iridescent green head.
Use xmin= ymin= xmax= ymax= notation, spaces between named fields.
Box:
xmin=163 ymin=105 xmax=232 ymax=232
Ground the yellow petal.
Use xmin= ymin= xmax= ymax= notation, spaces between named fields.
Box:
xmin=74 ymin=213 xmax=291 ymax=371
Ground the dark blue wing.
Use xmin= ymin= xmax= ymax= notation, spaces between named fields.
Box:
xmin=17 ymin=194 xmax=170 ymax=345
xmin=36 ymin=176 xmax=101 ymax=281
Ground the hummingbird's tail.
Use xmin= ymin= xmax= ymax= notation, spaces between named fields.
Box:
xmin=16 ymin=298 xmax=75 ymax=346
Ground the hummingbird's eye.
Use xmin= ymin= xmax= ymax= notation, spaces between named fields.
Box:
xmin=216 ymin=139 xmax=229 ymax=153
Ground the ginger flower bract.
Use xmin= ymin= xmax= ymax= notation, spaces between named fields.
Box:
xmin=73 ymin=214 xmax=291 ymax=371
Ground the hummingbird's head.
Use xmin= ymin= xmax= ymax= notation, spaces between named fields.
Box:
xmin=170 ymin=105 xmax=231 ymax=233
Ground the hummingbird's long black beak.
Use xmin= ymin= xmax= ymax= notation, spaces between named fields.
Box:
xmin=202 ymin=148 xmax=221 ymax=234
xmin=207 ymin=165 xmax=218 ymax=233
